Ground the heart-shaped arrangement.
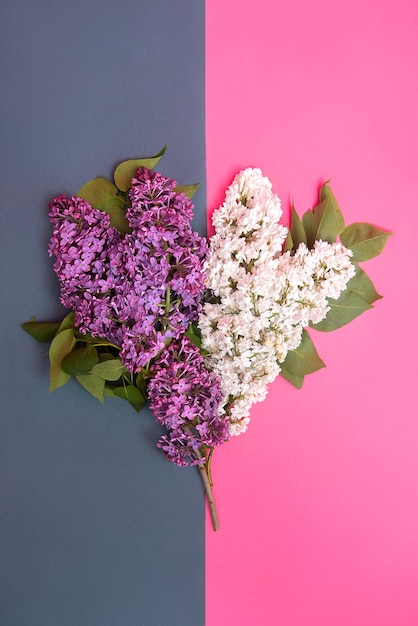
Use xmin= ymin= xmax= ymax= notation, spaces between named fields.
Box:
xmin=23 ymin=148 xmax=391 ymax=530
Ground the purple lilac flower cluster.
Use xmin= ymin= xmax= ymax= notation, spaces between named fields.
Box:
xmin=147 ymin=336 xmax=230 ymax=466
xmin=48 ymin=195 xmax=123 ymax=343
xmin=48 ymin=167 xmax=208 ymax=371
xmin=120 ymin=167 xmax=208 ymax=369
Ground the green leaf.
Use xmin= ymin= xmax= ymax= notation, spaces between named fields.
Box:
xmin=75 ymin=373 xmax=105 ymax=403
xmin=113 ymin=385 xmax=146 ymax=412
xmin=302 ymin=183 xmax=345 ymax=248
xmin=97 ymin=195 xmax=130 ymax=234
xmin=98 ymin=195 xmax=126 ymax=211
xmin=280 ymin=329 xmax=326 ymax=377
xmin=340 ymin=222 xmax=393 ymax=261
xmin=57 ymin=312 xmax=75 ymax=333
xmin=312 ymin=292 xmax=372 ymax=331
xmin=77 ymin=178 xmax=131 ymax=234
xmin=98 ymin=352 xmax=118 ymax=362
xmin=135 ymin=373 xmax=147 ymax=396
xmin=348 ymin=264 xmax=382 ymax=304
xmin=61 ymin=344 xmax=99 ymax=375
xmin=23 ymin=310 xmax=74 ymax=349
xmin=184 ymin=326 xmax=202 ymax=349
xmin=49 ymin=328 xmax=76 ymax=391
xmin=283 ymin=230 xmax=294 ymax=253
xmin=290 ymin=202 xmax=307 ymax=250
xmin=21 ymin=318 xmax=61 ymax=343
xmin=92 ymin=359 xmax=125 ymax=381
xmin=311 ymin=269 xmax=375 ymax=332
xmin=174 ymin=183 xmax=200 ymax=199
xmin=279 ymin=363 xmax=305 ymax=389
xmin=77 ymin=177 xmax=118 ymax=208
xmin=113 ymin=146 xmax=167 ymax=192
xmin=184 ymin=324 xmax=211 ymax=357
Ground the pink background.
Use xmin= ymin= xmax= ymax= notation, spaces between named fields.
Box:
xmin=205 ymin=1 xmax=418 ymax=625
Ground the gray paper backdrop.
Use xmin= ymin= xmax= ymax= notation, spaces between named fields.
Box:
xmin=0 ymin=1 xmax=206 ymax=625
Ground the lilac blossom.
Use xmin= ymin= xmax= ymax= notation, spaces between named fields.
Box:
xmin=48 ymin=195 xmax=123 ymax=343
xmin=48 ymin=167 xmax=208 ymax=371
xmin=147 ymin=336 xmax=229 ymax=467
xmin=199 ymin=168 xmax=356 ymax=436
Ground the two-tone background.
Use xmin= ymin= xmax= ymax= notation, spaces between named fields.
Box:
xmin=1 ymin=1 xmax=417 ymax=625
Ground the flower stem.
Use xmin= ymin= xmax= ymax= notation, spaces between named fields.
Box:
xmin=165 ymin=285 xmax=171 ymax=315
xmin=206 ymin=447 xmax=214 ymax=487
xmin=197 ymin=461 xmax=219 ymax=532
xmin=186 ymin=438 xmax=219 ymax=531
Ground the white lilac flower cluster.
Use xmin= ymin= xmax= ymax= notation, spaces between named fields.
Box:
xmin=198 ymin=168 xmax=356 ymax=436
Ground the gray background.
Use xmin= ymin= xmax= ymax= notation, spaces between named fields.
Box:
xmin=0 ymin=1 xmax=206 ymax=625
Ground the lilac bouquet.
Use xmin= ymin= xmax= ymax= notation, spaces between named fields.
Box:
xmin=23 ymin=149 xmax=391 ymax=530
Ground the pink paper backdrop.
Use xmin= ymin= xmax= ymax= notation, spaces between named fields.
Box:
xmin=206 ymin=1 xmax=418 ymax=625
